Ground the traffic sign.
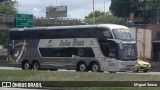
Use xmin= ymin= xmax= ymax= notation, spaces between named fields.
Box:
xmin=16 ymin=14 xmax=34 ymax=28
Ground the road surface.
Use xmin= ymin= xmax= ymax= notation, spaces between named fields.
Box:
xmin=0 ymin=67 xmax=160 ymax=75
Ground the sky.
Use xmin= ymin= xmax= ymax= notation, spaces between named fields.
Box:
xmin=13 ymin=0 xmax=111 ymax=19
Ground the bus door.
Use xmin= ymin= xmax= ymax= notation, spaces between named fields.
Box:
xmin=107 ymin=41 xmax=117 ymax=72
xmin=99 ymin=40 xmax=117 ymax=71
xmin=107 ymin=58 xmax=117 ymax=71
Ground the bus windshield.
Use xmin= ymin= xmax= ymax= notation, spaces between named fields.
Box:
xmin=113 ymin=29 xmax=131 ymax=40
xmin=118 ymin=44 xmax=137 ymax=61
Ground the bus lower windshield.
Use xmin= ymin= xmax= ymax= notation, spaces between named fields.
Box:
xmin=118 ymin=44 xmax=137 ymax=61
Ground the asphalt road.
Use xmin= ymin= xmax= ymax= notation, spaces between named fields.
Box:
xmin=117 ymin=71 xmax=160 ymax=75
xmin=0 ymin=67 xmax=160 ymax=75
xmin=0 ymin=67 xmax=21 ymax=70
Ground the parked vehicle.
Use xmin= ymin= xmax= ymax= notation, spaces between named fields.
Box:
xmin=135 ymin=59 xmax=151 ymax=72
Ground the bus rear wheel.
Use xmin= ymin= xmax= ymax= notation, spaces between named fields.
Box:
xmin=90 ymin=63 xmax=100 ymax=72
xmin=22 ymin=61 xmax=30 ymax=70
xmin=77 ymin=62 xmax=87 ymax=72
xmin=32 ymin=61 xmax=40 ymax=70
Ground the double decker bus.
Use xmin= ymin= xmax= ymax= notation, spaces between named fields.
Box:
xmin=8 ymin=24 xmax=137 ymax=72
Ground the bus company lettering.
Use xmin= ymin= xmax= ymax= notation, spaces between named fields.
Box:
xmin=73 ymin=39 xmax=84 ymax=46
xmin=60 ymin=39 xmax=84 ymax=46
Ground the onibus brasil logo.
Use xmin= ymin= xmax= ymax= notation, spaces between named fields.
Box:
xmin=2 ymin=82 xmax=42 ymax=88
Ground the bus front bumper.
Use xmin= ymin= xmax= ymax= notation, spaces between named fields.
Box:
xmin=119 ymin=65 xmax=137 ymax=71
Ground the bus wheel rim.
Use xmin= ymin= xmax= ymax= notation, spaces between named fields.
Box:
xmin=92 ymin=64 xmax=98 ymax=72
xmin=34 ymin=63 xmax=39 ymax=70
xmin=80 ymin=64 xmax=86 ymax=71
xmin=24 ymin=63 xmax=29 ymax=70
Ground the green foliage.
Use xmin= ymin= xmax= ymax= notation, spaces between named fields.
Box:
xmin=0 ymin=0 xmax=16 ymax=14
xmin=0 ymin=70 xmax=160 ymax=81
xmin=0 ymin=6 xmax=16 ymax=14
xmin=0 ymin=0 xmax=15 ymax=47
xmin=109 ymin=0 xmax=160 ymax=24
xmin=85 ymin=10 xmax=105 ymax=19
xmin=85 ymin=12 xmax=126 ymax=25
xmin=0 ymin=32 xmax=7 ymax=48
xmin=0 ymin=0 xmax=16 ymax=19
xmin=109 ymin=0 xmax=139 ymax=17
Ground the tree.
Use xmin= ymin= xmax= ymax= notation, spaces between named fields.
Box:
xmin=0 ymin=0 xmax=16 ymax=47
xmin=0 ymin=0 xmax=16 ymax=14
xmin=85 ymin=10 xmax=105 ymax=19
xmin=109 ymin=0 xmax=160 ymax=24
xmin=85 ymin=12 xmax=126 ymax=25
xmin=0 ymin=32 xmax=7 ymax=48
xmin=109 ymin=0 xmax=139 ymax=17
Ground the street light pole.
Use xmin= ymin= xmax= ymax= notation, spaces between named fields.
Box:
xmin=93 ymin=0 xmax=95 ymax=24
xmin=157 ymin=6 xmax=159 ymax=25
xmin=104 ymin=0 xmax=105 ymax=13
xmin=15 ymin=0 xmax=19 ymax=14
xmin=56 ymin=0 xmax=57 ymax=6
xmin=143 ymin=0 xmax=146 ymax=59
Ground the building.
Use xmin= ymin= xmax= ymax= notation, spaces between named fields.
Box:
xmin=46 ymin=6 xmax=67 ymax=18
xmin=130 ymin=28 xmax=152 ymax=60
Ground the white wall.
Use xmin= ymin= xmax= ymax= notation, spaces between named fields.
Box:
xmin=129 ymin=28 xmax=152 ymax=59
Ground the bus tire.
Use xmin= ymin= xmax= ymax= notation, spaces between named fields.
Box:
xmin=22 ymin=61 xmax=30 ymax=70
xmin=90 ymin=62 xmax=100 ymax=72
xmin=32 ymin=61 xmax=40 ymax=70
xmin=109 ymin=71 xmax=116 ymax=73
xmin=77 ymin=62 xmax=87 ymax=72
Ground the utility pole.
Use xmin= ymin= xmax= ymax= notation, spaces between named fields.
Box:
xmin=104 ymin=0 xmax=105 ymax=13
xmin=56 ymin=0 xmax=57 ymax=6
xmin=92 ymin=0 xmax=95 ymax=24
xmin=143 ymin=0 xmax=146 ymax=59
xmin=157 ymin=6 xmax=159 ymax=25
xmin=15 ymin=0 xmax=19 ymax=13
xmin=143 ymin=0 xmax=146 ymax=24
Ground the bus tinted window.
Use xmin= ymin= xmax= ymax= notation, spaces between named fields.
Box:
xmin=39 ymin=48 xmax=95 ymax=57
xmin=10 ymin=28 xmax=112 ymax=40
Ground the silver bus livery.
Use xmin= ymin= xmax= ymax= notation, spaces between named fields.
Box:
xmin=8 ymin=24 xmax=137 ymax=72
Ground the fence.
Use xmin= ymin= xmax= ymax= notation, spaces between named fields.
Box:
xmin=0 ymin=14 xmax=15 ymax=23
xmin=0 ymin=49 xmax=7 ymax=66
xmin=0 ymin=49 xmax=7 ymax=60
xmin=0 ymin=14 xmax=86 ymax=26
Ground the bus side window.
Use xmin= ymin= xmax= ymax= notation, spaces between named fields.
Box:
xmin=66 ymin=48 xmax=78 ymax=57
xmin=99 ymin=43 xmax=110 ymax=57
xmin=77 ymin=48 xmax=95 ymax=57
xmin=77 ymin=49 xmax=84 ymax=57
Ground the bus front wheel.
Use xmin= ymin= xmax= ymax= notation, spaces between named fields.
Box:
xmin=77 ymin=62 xmax=87 ymax=72
xmin=32 ymin=61 xmax=40 ymax=70
xmin=22 ymin=61 xmax=30 ymax=70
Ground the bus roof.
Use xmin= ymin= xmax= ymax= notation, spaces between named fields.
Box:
xmin=10 ymin=24 xmax=128 ymax=31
